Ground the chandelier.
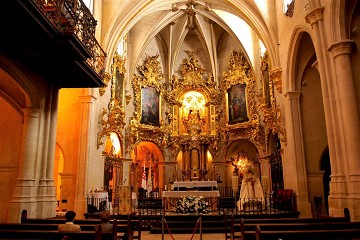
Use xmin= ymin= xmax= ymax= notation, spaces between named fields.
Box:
xmin=231 ymin=151 xmax=254 ymax=173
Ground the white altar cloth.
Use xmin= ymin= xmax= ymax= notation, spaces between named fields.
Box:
xmin=173 ymin=181 xmax=218 ymax=190
xmin=162 ymin=190 xmax=220 ymax=198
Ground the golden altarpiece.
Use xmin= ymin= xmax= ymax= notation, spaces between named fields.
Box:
xmin=97 ymin=49 xmax=286 ymax=203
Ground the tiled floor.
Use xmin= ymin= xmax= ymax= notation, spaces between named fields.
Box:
xmin=141 ymin=231 xmax=225 ymax=240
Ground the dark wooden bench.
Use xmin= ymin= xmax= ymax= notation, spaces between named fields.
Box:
xmin=254 ymin=225 xmax=360 ymax=240
xmin=225 ymin=208 xmax=353 ymax=240
xmin=21 ymin=218 xmax=102 ymax=225
xmin=0 ymin=223 xmax=97 ymax=231
xmin=0 ymin=228 xmax=113 ymax=240
xmin=110 ymin=214 xmax=142 ymax=240
xmin=17 ymin=213 xmax=139 ymax=240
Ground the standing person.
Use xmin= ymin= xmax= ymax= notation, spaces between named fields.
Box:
xmin=99 ymin=211 xmax=113 ymax=233
xmin=237 ymin=169 xmax=265 ymax=211
xmin=58 ymin=211 xmax=81 ymax=232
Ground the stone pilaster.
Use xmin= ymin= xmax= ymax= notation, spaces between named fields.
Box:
xmin=284 ymin=91 xmax=311 ymax=217
xmin=74 ymin=95 xmax=96 ymax=219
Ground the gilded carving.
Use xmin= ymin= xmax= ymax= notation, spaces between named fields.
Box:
xmin=166 ymin=52 xmax=221 ymax=157
xmin=126 ymin=54 xmax=169 ymax=155
xmin=222 ymin=50 xmax=258 ymax=128
xmin=221 ymin=50 xmax=264 ymax=153
xmin=259 ymin=51 xmax=286 ymax=145
xmin=99 ymin=72 xmax=111 ymax=96
xmin=270 ymin=68 xmax=283 ymax=94
xmin=97 ymin=100 xmax=126 ymax=149
xmin=97 ymin=54 xmax=127 ymax=150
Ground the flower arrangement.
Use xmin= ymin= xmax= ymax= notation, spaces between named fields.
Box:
xmin=173 ymin=195 xmax=210 ymax=214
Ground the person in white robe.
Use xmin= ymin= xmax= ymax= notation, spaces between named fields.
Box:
xmin=237 ymin=169 xmax=265 ymax=211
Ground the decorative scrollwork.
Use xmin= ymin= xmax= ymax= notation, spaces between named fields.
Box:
xmin=270 ymin=68 xmax=283 ymax=94
xmin=125 ymin=54 xmax=169 ymax=155
xmin=99 ymin=72 xmax=111 ymax=96
xmin=97 ymin=100 xmax=126 ymax=149
xmin=221 ymin=50 xmax=263 ymax=152
xmin=259 ymin=51 xmax=286 ymax=145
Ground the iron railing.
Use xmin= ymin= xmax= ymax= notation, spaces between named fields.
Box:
xmin=85 ymin=188 xmax=296 ymax=217
xmin=33 ymin=0 xmax=106 ymax=78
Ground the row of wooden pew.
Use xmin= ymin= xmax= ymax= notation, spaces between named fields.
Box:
xmin=224 ymin=208 xmax=360 ymax=240
xmin=0 ymin=213 xmax=141 ymax=240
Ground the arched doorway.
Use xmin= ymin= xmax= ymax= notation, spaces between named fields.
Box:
xmin=132 ymin=142 xmax=162 ymax=198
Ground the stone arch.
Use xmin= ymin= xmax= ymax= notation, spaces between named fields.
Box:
xmin=285 ymin=25 xmax=314 ymax=92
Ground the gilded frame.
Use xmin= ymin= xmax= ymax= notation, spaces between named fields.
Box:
xmin=226 ymin=83 xmax=249 ymax=124
xmin=140 ymin=86 xmax=161 ymax=126
xmin=126 ymin=54 xmax=169 ymax=154
xmin=222 ymin=50 xmax=258 ymax=129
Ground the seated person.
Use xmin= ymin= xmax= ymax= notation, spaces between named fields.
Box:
xmin=58 ymin=211 xmax=81 ymax=232
xmin=99 ymin=211 xmax=113 ymax=233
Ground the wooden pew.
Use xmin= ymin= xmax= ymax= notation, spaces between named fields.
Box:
xmin=20 ymin=212 xmax=136 ymax=239
xmin=225 ymin=208 xmax=354 ymax=240
xmin=0 ymin=225 xmax=113 ymax=240
xmin=3 ymin=212 xmax=134 ymax=240
xmin=0 ymin=223 xmax=97 ymax=231
xmin=254 ymin=224 xmax=360 ymax=240
xmin=110 ymin=214 xmax=142 ymax=240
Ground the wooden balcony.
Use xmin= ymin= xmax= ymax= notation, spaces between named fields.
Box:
xmin=0 ymin=0 xmax=107 ymax=88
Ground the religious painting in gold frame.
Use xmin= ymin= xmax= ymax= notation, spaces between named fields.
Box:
xmin=140 ymin=86 xmax=160 ymax=127
xmin=112 ymin=52 xmax=126 ymax=105
xmin=227 ymin=83 xmax=249 ymax=124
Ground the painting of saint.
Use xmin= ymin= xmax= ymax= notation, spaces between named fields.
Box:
xmin=228 ymin=83 xmax=249 ymax=124
xmin=114 ymin=67 xmax=124 ymax=104
xmin=140 ymin=86 xmax=160 ymax=126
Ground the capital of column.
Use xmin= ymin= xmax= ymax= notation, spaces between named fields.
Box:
xmin=22 ymin=107 xmax=40 ymax=118
xmin=305 ymin=7 xmax=324 ymax=26
xmin=328 ymin=40 xmax=355 ymax=58
xmin=284 ymin=91 xmax=301 ymax=100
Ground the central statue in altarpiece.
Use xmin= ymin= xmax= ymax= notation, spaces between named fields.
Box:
xmin=167 ymin=52 xmax=221 ymax=182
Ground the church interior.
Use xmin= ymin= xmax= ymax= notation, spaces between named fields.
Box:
xmin=1 ymin=0 xmax=360 ymax=226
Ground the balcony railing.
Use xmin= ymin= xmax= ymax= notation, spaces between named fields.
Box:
xmin=34 ymin=0 xmax=106 ymax=78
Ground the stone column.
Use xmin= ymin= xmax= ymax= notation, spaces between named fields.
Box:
xmin=74 ymin=95 xmax=96 ymax=219
xmin=8 ymin=107 xmax=40 ymax=222
xmin=306 ymin=7 xmax=348 ymax=217
xmin=284 ymin=91 xmax=311 ymax=217
xmin=38 ymin=86 xmax=59 ymax=218
xmin=328 ymin=40 xmax=360 ymax=219
xmin=306 ymin=8 xmax=341 ymax=177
